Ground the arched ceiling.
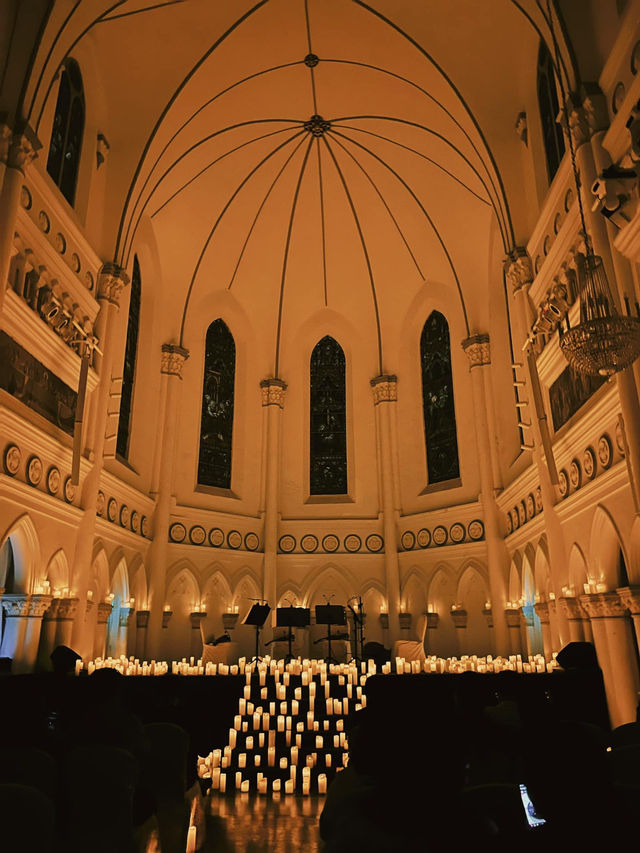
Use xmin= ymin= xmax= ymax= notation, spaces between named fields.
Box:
xmin=22 ymin=0 xmax=569 ymax=372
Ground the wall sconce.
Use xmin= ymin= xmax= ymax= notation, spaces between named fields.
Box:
xmin=162 ymin=608 xmax=173 ymax=629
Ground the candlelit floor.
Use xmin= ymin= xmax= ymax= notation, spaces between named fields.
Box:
xmin=204 ymin=792 xmax=324 ymax=852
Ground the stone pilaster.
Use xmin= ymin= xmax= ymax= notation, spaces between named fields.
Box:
xmin=93 ymin=601 xmax=112 ymax=659
xmin=135 ymin=609 xmax=150 ymax=660
xmin=190 ymin=611 xmax=207 ymax=657
xmin=534 ymin=601 xmax=553 ymax=660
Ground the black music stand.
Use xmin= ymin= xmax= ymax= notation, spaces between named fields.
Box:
xmin=347 ymin=597 xmax=366 ymax=663
xmin=315 ymin=604 xmax=347 ymax=664
xmin=276 ymin=607 xmax=311 ymax=661
xmin=242 ymin=603 xmax=271 ymax=663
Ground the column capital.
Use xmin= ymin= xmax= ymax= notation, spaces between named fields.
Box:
xmin=462 ymin=334 xmax=490 ymax=367
xmin=27 ymin=594 xmax=53 ymax=617
xmin=1 ymin=593 xmax=30 ymax=617
xmin=504 ymin=607 xmax=522 ymax=628
xmin=0 ymin=118 xmax=41 ymax=171
xmin=482 ymin=607 xmax=493 ymax=628
xmin=534 ymin=601 xmax=550 ymax=624
xmin=260 ymin=377 xmax=287 ymax=407
xmin=190 ymin=611 xmax=207 ymax=629
xmin=118 ymin=606 xmax=135 ymax=628
xmin=370 ymin=374 xmax=397 ymax=404
xmin=136 ymin=609 xmax=150 ymax=629
xmin=97 ymin=262 xmax=130 ymax=306
xmin=398 ymin=612 xmax=412 ymax=631
xmin=505 ymin=247 xmax=533 ymax=293
xmin=57 ymin=597 xmax=79 ymax=620
xmin=43 ymin=598 xmax=61 ymax=620
xmin=96 ymin=602 xmax=113 ymax=624
xmin=617 ymin=586 xmax=640 ymax=615
xmin=450 ymin=609 xmax=468 ymax=628
xmin=557 ymin=596 xmax=586 ymax=621
xmin=426 ymin=612 xmax=439 ymax=630
xmin=579 ymin=592 xmax=626 ymax=619
xmin=161 ymin=343 xmax=189 ymax=377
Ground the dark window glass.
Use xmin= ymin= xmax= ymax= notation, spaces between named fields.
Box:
xmin=46 ymin=59 xmax=85 ymax=206
xmin=310 ymin=336 xmax=347 ymax=495
xmin=548 ymin=364 xmax=605 ymax=431
xmin=198 ymin=319 xmax=235 ymax=489
xmin=116 ymin=256 xmax=141 ymax=459
xmin=420 ymin=311 xmax=460 ymax=484
xmin=537 ymin=42 xmax=566 ymax=183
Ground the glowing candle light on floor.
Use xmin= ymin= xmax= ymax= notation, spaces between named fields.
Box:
xmin=280 ymin=757 xmax=288 ymax=770
xmin=246 ymin=736 xmax=253 ymax=750
xmin=212 ymin=768 xmax=221 ymax=789
xmin=234 ymin=716 xmax=241 ymax=731
xmin=291 ymin=746 xmax=298 ymax=765
xmin=307 ymin=711 xmax=314 ymax=728
xmin=270 ymin=702 xmax=276 ymax=716
xmin=336 ymin=719 xmax=344 ymax=732
xmin=253 ymin=712 xmax=260 ymax=730
xmin=235 ymin=772 xmax=242 ymax=789
xmin=285 ymin=779 xmax=294 ymax=794
xmin=280 ymin=701 xmax=287 ymax=715
xmin=291 ymin=700 xmax=299 ymax=715
xmin=241 ymin=780 xmax=250 ymax=793
xmin=239 ymin=699 xmax=246 ymax=714
xmin=326 ymin=699 xmax=333 ymax=715
xmin=259 ymin=733 xmax=265 ymax=747
xmin=294 ymin=687 xmax=301 ymax=700
xmin=316 ymin=735 xmax=323 ymax=749
xmin=242 ymin=721 xmax=248 ymax=732
xmin=285 ymin=731 xmax=291 ymax=746
xmin=296 ymin=734 xmax=302 ymax=747
xmin=277 ymin=715 xmax=285 ymax=732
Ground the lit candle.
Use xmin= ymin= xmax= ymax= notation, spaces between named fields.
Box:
xmin=333 ymin=734 xmax=339 ymax=748
xmin=254 ymin=754 xmax=261 ymax=766
xmin=326 ymin=698 xmax=333 ymax=716
xmin=241 ymin=780 xmax=249 ymax=793
xmin=219 ymin=774 xmax=226 ymax=792
xmin=318 ymin=774 xmax=327 ymax=794
xmin=325 ymin=753 xmax=332 ymax=768
xmin=212 ymin=768 xmax=221 ymax=789
xmin=291 ymin=746 xmax=298 ymax=765
xmin=270 ymin=702 xmax=276 ymax=716
xmin=336 ymin=719 xmax=344 ymax=732
xmin=291 ymin=700 xmax=299 ymax=715
xmin=273 ymin=779 xmax=281 ymax=792
xmin=316 ymin=735 xmax=323 ymax=749
xmin=246 ymin=736 xmax=253 ymax=750
xmin=234 ymin=715 xmax=241 ymax=731
xmin=285 ymin=731 xmax=291 ymax=746
xmin=238 ymin=753 xmax=246 ymax=769
xmin=186 ymin=826 xmax=197 ymax=853
xmin=280 ymin=701 xmax=287 ymax=715
xmin=307 ymin=711 xmax=314 ymax=729
xmin=294 ymin=687 xmax=302 ymax=700
xmin=280 ymin=757 xmax=288 ymax=770
xmin=268 ymin=747 xmax=276 ymax=767
xmin=258 ymin=733 xmax=265 ymax=748
xmin=229 ymin=729 xmax=237 ymax=749
xmin=239 ymin=699 xmax=246 ymax=714
xmin=235 ymin=772 xmax=242 ymax=789
xmin=277 ymin=715 xmax=285 ymax=732
xmin=285 ymin=779 xmax=294 ymax=794
xmin=253 ymin=712 xmax=260 ymax=730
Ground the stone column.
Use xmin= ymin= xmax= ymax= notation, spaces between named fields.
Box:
xmin=378 ymin=611 xmax=390 ymax=649
xmin=451 ymin=609 xmax=468 ymax=655
xmin=580 ymin=593 xmax=640 ymax=727
xmin=398 ymin=612 xmax=412 ymax=639
xmin=461 ymin=336 xmax=510 ymax=654
xmin=618 ymin=586 xmax=640 ymax=653
xmin=557 ymin=596 xmax=586 ymax=643
xmin=93 ymin=602 xmax=112 ymax=659
xmin=504 ymin=608 xmax=522 ymax=655
xmin=547 ymin=598 xmax=562 ymax=653
xmin=482 ymin=607 xmax=495 ymax=656
xmin=37 ymin=598 xmax=61 ymax=669
xmin=534 ymin=602 xmax=553 ymax=661
xmin=423 ymin=612 xmax=438 ymax=654
xmin=261 ymin=379 xmax=286 ymax=636
xmin=190 ymin=611 xmax=206 ymax=659
xmin=70 ymin=265 xmax=129 ymax=656
xmin=135 ymin=610 xmax=150 ymax=660
xmin=0 ymin=594 xmax=29 ymax=668
xmin=55 ymin=597 xmax=79 ymax=649
xmin=146 ymin=343 xmax=189 ymax=658
xmin=0 ymin=119 xmax=40 ymax=321
xmin=370 ymin=375 xmax=401 ymax=645
xmin=116 ymin=606 xmax=134 ymax=658
xmin=520 ymin=605 xmax=536 ymax=656
xmin=22 ymin=595 xmax=53 ymax=673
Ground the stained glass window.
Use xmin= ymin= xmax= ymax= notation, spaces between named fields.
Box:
xmin=310 ymin=336 xmax=347 ymax=495
xmin=116 ymin=256 xmax=141 ymax=460
xmin=537 ymin=41 xmax=565 ymax=183
xmin=46 ymin=59 xmax=85 ymax=206
xmin=198 ymin=319 xmax=235 ymax=489
xmin=420 ymin=311 xmax=460 ymax=484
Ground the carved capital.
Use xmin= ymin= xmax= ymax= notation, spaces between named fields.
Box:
xmin=190 ymin=611 xmax=207 ymax=629
xmin=462 ymin=334 xmax=490 ymax=367
xmin=398 ymin=612 xmax=412 ymax=631
xmin=482 ymin=607 xmax=493 ymax=628
xmin=579 ymin=592 xmax=626 ymax=620
xmin=426 ymin=612 xmax=439 ymax=630
xmin=97 ymin=602 xmax=113 ymax=624
xmin=534 ymin=601 xmax=550 ymax=624
xmin=57 ymin=597 xmax=79 ymax=620
xmin=557 ymin=596 xmax=585 ymax=621
xmin=370 ymin=374 xmax=398 ymax=404
xmin=617 ymin=586 xmax=640 ymax=615
xmin=260 ymin=378 xmax=287 ymax=407
xmin=162 ymin=609 xmax=173 ymax=629
xmin=505 ymin=247 xmax=533 ymax=293
xmin=0 ymin=119 xmax=40 ymax=171
xmin=564 ymin=96 xmax=592 ymax=150
xmin=27 ymin=594 xmax=53 ymax=618
xmin=378 ymin=612 xmax=389 ymax=629
xmin=136 ymin=609 xmax=150 ymax=629
xmin=504 ymin=607 xmax=522 ymax=628
xmin=118 ymin=606 xmax=135 ymax=628
xmin=43 ymin=598 xmax=61 ymax=620
xmin=161 ymin=343 xmax=189 ymax=377
xmin=450 ymin=609 xmax=468 ymax=628
xmin=97 ymin=263 xmax=129 ymax=307
xmin=1 ymin=594 xmax=30 ymax=617
xmin=580 ymin=83 xmax=608 ymax=136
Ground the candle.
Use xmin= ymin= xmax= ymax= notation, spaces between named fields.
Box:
xmin=285 ymin=731 xmax=291 ymax=746
xmin=261 ymin=687 xmax=268 ymax=700
xmin=186 ymin=826 xmax=197 ymax=853
xmin=280 ymin=701 xmax=287 ymax=715
xmin=291 ymin=700 xmax=299 ymax=715
xmin=296 ymin=734 xmax=302 ymax=748
xmin=259 ymin=733 xmax=265 ymax=748
xmin=241 ymin=780 xmax=249 ymax=793
xmin=235 ymin=771 xmax=242 ymax=789
xmin=336 ymin=719 xmax=344 ymax=732
xmin=238 ymin=753 xmax=246 ymax=768
xmin=75 ymin=660 xmax=83 ymax=676
xmin=258 ymin=777 xmax=267 ymax=794
xmin=318 ymin=774 xmax=327 ymax=794
xmin=307 ymin=711 xmax=314 ymax=728
xmin=323 ymin=720 xmax=329 ymax=731
xmin=316 ymin=735 xmax=323 ymax=749
xmin=294 ymin=687 xmax=302 ymax=700
xmin=219 ymin=774 xmax=226 ymax=792
xmin=234 ymin=715 xmax=241 ymax=731
xmin=242 ymin=721 xmax=248 ymax=732
xmin=263 ymin=714 xmax=270 ymax=731
xmin=254 ymin=754 xmax=261 ymax=766
xmin=270 ymin=702 xmax=276 ymax=716
xmin=326 ymin=698 xmax=333 ymax=716
xmin=212 ymin=768 xmax=221 ymax=789
xmin=229 ymin=729 xmax=237 ymax=749
xmin=273 ymin=779 xmax=281 ymax=792
xmin=239 ymin=699 xmax=246 ymax=714
xmin=268 ymin=747 xmax=276 ymax=767
xmin=253 ymin=712 xmax=260 ymax=730
xmin=277 ymin=715 xmax=285 ymax=732
xmin=246 ymin=736 xmax=253 ymax=750
xmin=325 ymin=754 xmax=332 ymax=768
xmin=334 ymin=734 xmax=339 ymax=748
xmin=243 ymin=685 xmax=251 ymax=700
xmin=280 ymin=757 xmax=288 ymax=770
xmin=291 ymin=746 xmax=298 ymax=765
xmin=285 ymin=779 xmax=294 ymax=794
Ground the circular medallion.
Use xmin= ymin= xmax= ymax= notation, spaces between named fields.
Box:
xmin=535 ymin=486 xmax=543 ymax=512
xmin=615 ymin=421 xmax=626 ymax=455
xmin=141 ymin=516 xmax=150 ymax=538
xmin=227 ymin=530 xmax=242 ymax=550
xmin=26 ymin=455 xmax=43 ymax=486
xmin=107 ymin=497 xmax=117 ymax=522
xmin=506 ymin=512 xmax=513 ymax=535
xmin=612 ymin=81 xmax=626 ymax=114
xmin=569 ymin=459 xmax=582 ymax=490
xmin=401 ymin=531 xmax=415 ymax=551
xmin=119 ymin=504 xmax=130 ymax=527
xmin=558 ymin=469 xmax=569 ymax=498
xmin=631 ymin=39 xmax=640 ymax=73
xmin=526 ymin=493 xmax=536 ymax=520
xmin=468 ymin=520 xmax=484 ymax=541
xmin=433 ymin=525 xmax=448 ymax=546
xmin=64 ymin=477 xmax=76 ymax=503
xmin=344 ymin=534 xmax=362 ymax=553
xmin=301 ymin=534 xmax=319 ymax=553
xmin=169 ymin=522 xmax=186 ymax=543
xmin=543 ymin=234 xmax=552 ymax=256
xmin=322 ymin=534 xmax=339 ymax=553
xmin=70 ymin=253 xmax=81 ymax=273
xmin=189 ymin=525 xmax=206 ymax=545
xmin=38 ymin=210 xmax=50 ymax=233
xmin=449 ymin=523 xmax=465 ymax=544
xmin=55 ymin=232 xmax=66 ymax=254
xmin=96 ymin=490 xmax=105 ymax=516
xmin=564 ymin=188 xmax=574 ymax=212
xmin=366 ymin=533 xmax=384 ymax=552
xmin=209 ymin=527 xmax=224 ymax=547
xmin=130 ymin=510 xmax=140 ymax=534
xmin=279 ymin=535 xmax=296 ymax=553
xmin=20 ymin=186 xmax=32 ymax=209
xmin=597 ymin=434 xmax=613 ymax=469
xmin=534 ymin=255 xmax=542 ymax=274
xmin=416 ymin=528 xmax=431 ymax=548
xmin=47 ymin=466 xmax=61 ymax=495
xmin=512 ymin=507 xmax=520 ymax=529
xmin=244 ymin=532 xmax=260 ymax=552
xmin=583 ymin=446 xmax=596 ymax=480
xmin=3 ymin=444 xmax=21 ymax=476
xmin=85 ymin=271 xmax=94 ymax=291
xmin=553 ymin=212 xmax=562 ymax=235
xmin=518 ymin=501 xmax=527 ymax=525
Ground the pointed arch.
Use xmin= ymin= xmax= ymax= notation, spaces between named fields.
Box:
xmin=90 ymin=545 xmax=110 ymax=603
xmin=128 ymin=558 xmax=148 ymax=610
xmin=45 ymin=549 xmax=70 ymax=593
xmin=198 ymin=318 xmax=236 ymax=489
xmin=301 ymin=563 xmax=357 ymax=608
xmin=590 ymin=505 xmax=628 ymax=590
xmin=0 ymin=514 xmax=41 ymax=593
xmin=537 ymin=40 xmax=565 ymax=184
xmin=534 ymin=538 xmax=552 ymax=598
xmin=232 ymin=570 xmax=261 ymax=610
xmin=46 ymin=57 xmax=85 ymax=206
xmin=568 ymin=543 xmax=589 ymax=595
xmin=309 ymin=335 xmax=347 ymax=495
xmin=277 ymin=584 xmax=303 ymax=607
xmin=420 ymin=311 xmax=460 ymax=484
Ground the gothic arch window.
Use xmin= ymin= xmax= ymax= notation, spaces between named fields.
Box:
xmin=310 ymin=336 xmax=347 ymax=495
xmin=116 ymin=255 xmax=141 ymax=459
xmin=537 ymin=41 xmax=565 ymax=183
xmin=198 ymin=319 xmax=235 ymax=489
xmin=46 ymin=59 xmax=85 ymax=206
xmin=420 ymin=311 xmax=460 ymax=484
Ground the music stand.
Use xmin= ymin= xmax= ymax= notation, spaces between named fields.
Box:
xmin=315 ymin=604 xmax=347 ymax=664
xmin=347 ymin=597 xmax=366 ymax=663
xmin=276 ymin=607 xmax=311 ymax=661
xmin=242 ymin=603 xmax=271 ymax=663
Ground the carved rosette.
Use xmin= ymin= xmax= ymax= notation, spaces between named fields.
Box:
xmin=370 ymin=374 xmax=398 ymax=405
xmin=97 ymin=602 xmax=113 ymax=624
xmin=27 ymin=594 xmax=53 ymax=618
xmin=57 ymin=597 xmax=79 ymax=621
xmin=462 ymin=334 xmax=491 ymax=368
xmin=617 ymin=586 xmax=640 ymax=615
xmin=161 ymin=343 xmax=189 ymax=378
xmin=450 ymin=609 xmax=468 ymax=628
xmin=118 ymin=606 xmax=135 ymax=628
xmin=190 ymin=611 xmax=207 ymax=629
xmin=97 ymin=262 xmax=129 ymax=307
xmin=579 ymin=592 xmax=626 ymax=620
xmin=557 ymin=596 xmax=586 ymax=621
xmin=534 ymin=602 xmax=550 ymax=624
xmin=0 ymin=120 xmax=40 ymax=172
xmin=505 ymin=247 xmax=533 ymax=293
xmin=1 ymin=594 xmax=30 ymax=617
xmin=260 ymin=378 xmax=287 ymax=408
xmin=136 ymin=610 xmax=150 ymax=629
xmin=504 ymin=607 xmax=522 ymax=629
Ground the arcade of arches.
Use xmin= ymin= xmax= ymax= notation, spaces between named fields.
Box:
xmin=1 ymin=0 xmax=640 ymax=729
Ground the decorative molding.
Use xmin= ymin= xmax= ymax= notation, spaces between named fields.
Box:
xmin=260 ymin=378 xmax=287 ymax=407
xmin=118 ymin=606 xmax=135 ymax=628
xmin=534 ymin=601 xmax=550 ymax=624
xmin=556 ymin=596 xmax=585 ymax=621
xmin=1 ymin=593 xmax=30 ymax=617
xmin=97 ymin=263 xmax=129 ymax=307
xmin=135 ymin=610 xmax=150 ymax=629
xmin=450 ymin=609 xmax=468 ymax=628
xmin=426 ymin=612 xmax=439 ymax=630
xmin=579 ymin=592 xmax=626 ymax=619
xmin=56 ymin=597 xmax=79 ymax=620
xmin=190 ymin=611 xmax=207 ymax=629
xmin=370 ymin=374 xmax=397 ymax=404
xmin=161 ymin=343 xmax=189 ymax=377
xmin=462 ymin=334 xmax=490 ymax=367
xmin=96 ymin=602 xmax=113 ymax=624
xmin=504 ymin=607 xmax=522 ymax=628
xmin=0 ymin=120 xmax=41 ymax=171
xmin=617 ymin=585 xmax=640 ymax=615
xmin=505 ymin=247 xmax=533 ymax=293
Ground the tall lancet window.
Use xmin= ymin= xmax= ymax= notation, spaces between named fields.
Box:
xmin=310 ymin=336 xmax=347 ymax=495
xmin=198 ymin=319 xmax=235 ymax=489
xmin=537 ymin=41 xmax=565 ymax=183
xmin=116 ymin=255 xmax=141 ymax=460
xmin=46 ymin=59 xmax=85 ymax=206
xmin=420 ymin=311 xmax=460 ymax=484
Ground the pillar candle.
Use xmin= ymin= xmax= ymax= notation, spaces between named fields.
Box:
xmin=285 ymin=779 xmax=294 ymax=794
xmin=241 ymin=780 xmax=250 ymax=793
xmin=326 ymin=698 xmax=333 ymax=715
xmin=316 ymin=735 xmax=323 ymax=749
xmin=334 ymin=734 xmax=339 ymax=748
xmin=294 ymin=687 xmax=302 ymax=700
xmin=277 ymin=715 xmax=285 ymax=732
xmin=325 ymin=754 xmax=332 ymax=768
xmin=259 ymin=733 xmax=265 ymax=748
xmin=296 ymin=722 xmax=304 ymax=732
xmin=219 ymin=773 xmax=226 ymax=792
xmin=246 ymin=736 xmax=253 ymax=750
xmin=291 ymin=700 xmax=299 ymax=715
xmin=247 ymin=702 xmax=254 ymax=715
xmin=212 ymin=750 xmax=221 ymax=767
xmin=212 ymin=768 xmax=221 ymax=789
xmin=263 ymin=714 xmax=270 ymax=731
xmin=273 ymin=779 xmax=281 ymax=792
xmin=280 ymin=757 xmax=288 ymax=770
xmin=242 ymin=721 xmax=248 ymax=732
xmin=318 ymin=774 xmax=327 ymax=794
xmin=254 ymin=754 xmax=261 ymax=766
xmin=296 ymin=734 xmax=302 ymax=748
xmin=239 ymin=699 xmax=246 ymax=714
xmin=285 ymin=731 xmax=291 ymax=746
xmin=343 ymin=698 xmax=349 ymax=715
xmin=270 ymin=702 xmax=276 ymax=716
xmin=253 ymin=712 xmax=260 ymax=730
xmin=238 ymin=753 xmax=246 ymax=768
xmin=307 ymin=711 xmax=314 ymax=728
xmin=268 ymin=747 xmax=276 ymax=766
xmin=313 ymin=721 xmax=319 ymax=731
xmin=258 ymin=777 xmax=267 ymax=794
xmin=336 ymin=719 xmax=344 ymax=732
xmin=268 ymin=730 xmax=275 ymax=748
xmin=229 ymin=729 xmax=237 ymax=749
xmin=235 ymin=772 xmax=242 ymax=789
xmin=291 ymin=746 xmax=298 ymax=765
xmin=323 ymin=720 xmax=329 ymax=731
xmin=280 ymin=701 xmax=287 ymax=715
xmin=234 ymin=715 xmax=241 ymax=730
xmin=309 ymin=682 xmax=316 ymax=700
xmin=261 ymin=687 xmax=268 ymax=700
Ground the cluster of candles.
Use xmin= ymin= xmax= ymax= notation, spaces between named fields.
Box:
xmin=388 ymin=653 xmax=558 ymax=675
